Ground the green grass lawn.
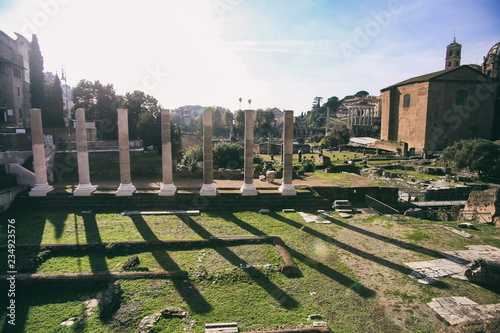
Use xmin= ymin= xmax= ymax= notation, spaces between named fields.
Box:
xmin=2 ymin=208 xmax=499 ymax=332
xmin=310 ymin=170 xmax=351 ymax=187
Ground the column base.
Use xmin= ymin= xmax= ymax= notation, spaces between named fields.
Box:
xmin=199 ymin=183 xmax=217 ymax=196
xmin=74 ymin=183 xmax=97 ymax=196
xmin=116 ymin=183 xmax=136 ymax=196
xmin=29 ymin=183 xmax=54 ymax=197
xmin=279 ymin=183 xmax=297 ymax=196
xmin=240 ymin=183 xmax=258 ymax=196
xmin=158 ymin=183 xmax=177 ymax=196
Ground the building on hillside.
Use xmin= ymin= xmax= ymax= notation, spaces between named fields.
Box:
xmin=271 ymin=107 xmax=283 ymax=128
xmin=0 ymin=31 xmax=31 ymax=128
xmin=171 ymin=105 xmax=204 ymax=125
xmin=347 ymin=99 xmax=381 ymax=137
xmin=380 ymin=65 xmax=497 ymax=153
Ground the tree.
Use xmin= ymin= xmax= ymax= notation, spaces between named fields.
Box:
xmin=123 ymin=90 xmax=161 ymax=140
xmin=224 ymin=110 xmax=234 ymax=128
xmin=322 ymin=123 xmax=352 ymax=147
xmin=234 ymin=109 xmax=245 ymax=137
xmin=443 ymin=139 xmax=500 ymax=178
xmin=72 ymin=80 xmax=119 ymax=139
xmin=255 ymin=109 xmax=275 ymax=138
xmin=312 ymin=96 xmax=323 ymax=109
xmin=29 ymin=34 xmax=45 ymax=109
xmin=137 ymin=111 xmax=182 ymax=160
xmin=324 ymin=96 xmax=340 ymax=113
xmin=355 ymin=90 xmax=370 ymax=98
xmin=43 ymin=74 xmax=65 ymax=127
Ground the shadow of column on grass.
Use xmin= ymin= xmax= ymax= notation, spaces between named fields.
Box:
xmin=0 ymin=211 xmax=61 ymax=333
xmin=129 ymin=215 xmax=212 ymax=314
xmin=82 ymin=214 xmax=109 ymax=273
xmin=223 ymin=212 xmax=376 ymax=298
xmin=177 ymin=214 xmax=299 ymax=310
xmin=321 ymin=215 xmax=460 ymax=261
xmin=0 ymin=281 xmax=107 ymax=333
xmin=46 ymin=212 xmax=70 ymax=241
xmin=268 ymin=213 xmax=450 ymax=290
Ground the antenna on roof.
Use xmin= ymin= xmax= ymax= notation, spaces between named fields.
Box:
xmin=453 ymin=30 xmax=456 ymax=43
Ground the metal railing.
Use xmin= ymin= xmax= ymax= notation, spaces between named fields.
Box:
xmin=365 ymin=194 xmax=402 ymax=222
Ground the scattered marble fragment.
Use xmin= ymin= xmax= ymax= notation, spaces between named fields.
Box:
xmin=418 ymin=276 xmax=437 ymax=285
xmin=442 ymin=226 xmax=474 ymax=238
xmin=60 ymin=318 xmax=76 ymax=326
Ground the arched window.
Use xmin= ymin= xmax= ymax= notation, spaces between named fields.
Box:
xmin=403 ymin=94 xmax=410 ymax=108
xmin=456 ymin=90 xmax=468 ymax=105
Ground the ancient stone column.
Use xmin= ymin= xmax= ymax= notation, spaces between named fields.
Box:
xmin=159 ymin=109 xmax=177 ymax=196
xmin=29 ymin=108 xmax=54 ymax=196
xmin=241 ymin=109 xmax=257 ymax=196
xmin=279 ymin=110 xmax=296 ymax=196
xmin=326 ymin=106 xmax=331 ymax=135
xmin=116 ymin=109 xmax=136 ymax=196
xmin=200 ymin=108 xmax=217 ymax=196
xmin=74 ymin=108 xmax=96 ymax=196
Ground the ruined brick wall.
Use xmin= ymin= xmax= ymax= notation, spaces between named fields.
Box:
xmin=464 ymin=188 xmax=500 ymax=223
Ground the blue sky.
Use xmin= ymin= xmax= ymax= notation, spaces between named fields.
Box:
xmin=0 ymin=0 xmax=499 ymax=114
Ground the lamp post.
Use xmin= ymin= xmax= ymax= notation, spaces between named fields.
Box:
xmin=61 ymin=65 xmax=71 ymax=150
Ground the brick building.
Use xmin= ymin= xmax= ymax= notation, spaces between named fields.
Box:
xmin=380 ymin=65 xmax=497 ymax=153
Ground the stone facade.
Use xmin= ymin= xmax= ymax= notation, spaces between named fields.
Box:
xmin=0 ymin=31 xmax=31 ymax=128
xmin=381 ymin=65 xmax=498 ymax=153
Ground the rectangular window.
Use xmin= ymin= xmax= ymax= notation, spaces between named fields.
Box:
xmin=403 ymin=94 xmax=410 ymax=108
xmin=456 ymin=90 xmax=468 ymax=105
xmin=17 ymin=87 xmax=20 ymax=96
xmin=0 ymin=64 xmax=5 ymax=75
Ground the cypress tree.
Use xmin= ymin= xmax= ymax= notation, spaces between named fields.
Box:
xmin=44 ymin=74 xmax=65 ymax=127
xmin=29 ymin=34 xmax=45 ymax=109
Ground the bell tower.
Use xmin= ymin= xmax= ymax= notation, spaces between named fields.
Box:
xmin=445 ymin=36 xmax=462 ymax=69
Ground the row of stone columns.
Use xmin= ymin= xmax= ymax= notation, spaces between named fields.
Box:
xmin=28 ymin=108 xmax=296 ymax=197
xmin=348 ymin=107 xmax=376 ymax=126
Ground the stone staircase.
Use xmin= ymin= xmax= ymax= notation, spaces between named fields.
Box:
xmin=0 ymin=165 xmax=17 ymax=190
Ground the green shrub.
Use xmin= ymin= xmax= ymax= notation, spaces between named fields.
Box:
xmin=253 ymin=154 xmax=265 ymax=168
xmin=181 ymin=145 xmax=203 ymax=172
xmin=301 ymin=159 xmax=316 ymax=172
xmin=213 ymin=142 xmax=244 ymax=169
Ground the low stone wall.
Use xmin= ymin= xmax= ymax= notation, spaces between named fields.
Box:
xmin=367 ymin=140 xmax=408 ymax=154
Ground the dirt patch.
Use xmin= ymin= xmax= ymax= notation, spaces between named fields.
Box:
xmin=348 ymin=173 xmax=376 ymax=187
